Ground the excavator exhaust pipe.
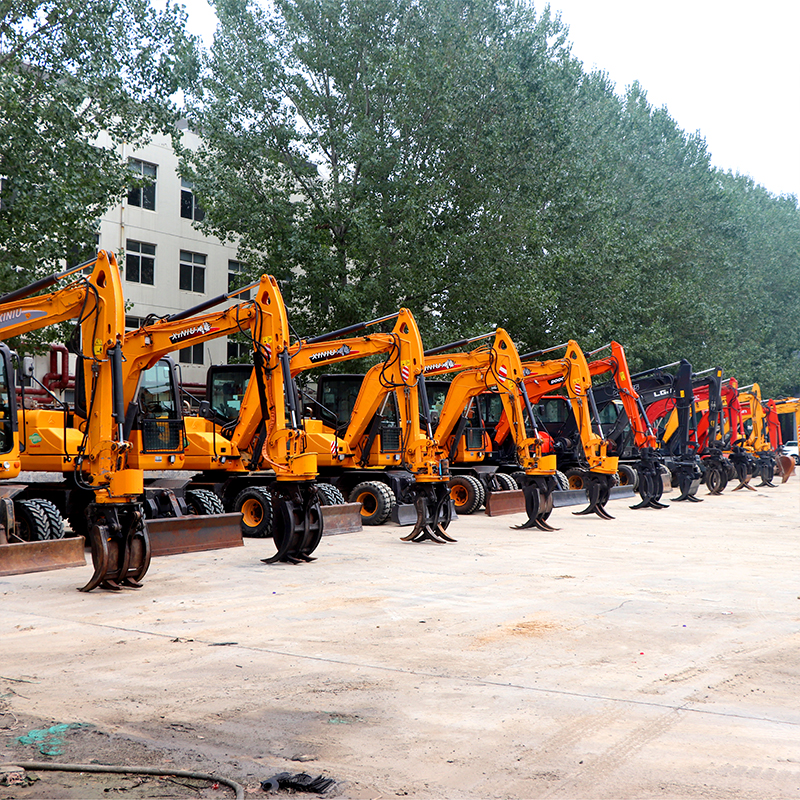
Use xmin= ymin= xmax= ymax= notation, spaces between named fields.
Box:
xmin=400 ymin=483 xmax=456 ymax=543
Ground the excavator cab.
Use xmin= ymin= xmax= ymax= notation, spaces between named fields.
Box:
xmin=0 ymin=343 xmax=18 ymax=470
xmin=315 ymin=375 xmax=366 ymax=436
xmin=124 ymin=358 xmax=186 ymax=466
xmin=205 ymin=364 xmax=252 ymax=425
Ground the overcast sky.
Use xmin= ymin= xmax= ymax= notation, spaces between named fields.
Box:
xmin=182 ymin=0 xmax=799 ymax=199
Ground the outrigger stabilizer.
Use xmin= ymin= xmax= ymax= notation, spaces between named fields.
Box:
xmin=400 ymin=483 xmax=456 ymax=543
xmin=572 ymin=473 xmax=616 ymax=520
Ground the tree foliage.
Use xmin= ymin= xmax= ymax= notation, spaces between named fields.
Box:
xmin=0 ymin=0 xmax=197 ymax=288
xmin=187 ymin=0 xmax=800 ymax=396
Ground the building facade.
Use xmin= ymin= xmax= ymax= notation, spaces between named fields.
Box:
xmin=97 ymin=126 xmax=242 ymax=385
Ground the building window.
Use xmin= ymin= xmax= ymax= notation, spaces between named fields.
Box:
xmin=127 ymin=159 xmax=157 ymax=210
xmin=126 ymin=240 xmax=155 ymax=285
xmin=180 ymin=250 xmax=206 ymax=293
xmin=125 ymin=315 xmax=143 ymax=330
xmin=227 ymin=337 xmax=251 ymax=362
xmin=228 ymin=260 xmax=250 ymax=300
xmin=179 ymin=344 xmax=204 ymax=365
xmin=180 ymin=179 xmax=205 ymax=222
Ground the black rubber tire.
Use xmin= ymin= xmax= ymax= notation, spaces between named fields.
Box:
xmin=348 ymin=481 xmax=395 ymax=525
xmin=15 ymin=500 xmax=51 ymax=542
xmin=494 ymin=473 xmax=518 ymax=492
xmin=316 ymin=482 xmax=346 ymax=505
xmin=554 ymin=470 xmax=570 ymax=491
xmin=511 ymin=471 xmax=526 ymax=489
xmin=31 ymin=499 xmax=65 ymax=540
xmin=233 ymin=487 xmax=274 ymax=538
xmin=564 ymin=468 xmax=586 ymax=491
xmin=186 ymin=489 xmax=225 ymax=516
xmin=448 ymin=475 xmax=484 ymax=515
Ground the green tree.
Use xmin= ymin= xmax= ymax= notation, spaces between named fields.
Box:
xmin=0 ymin=0 xmax=197 ymax=289
xmin=185 ymin=0 xmax=581 ymax=341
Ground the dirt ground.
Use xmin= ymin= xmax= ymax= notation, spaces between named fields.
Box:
xmin=1 ymin=476 xmax=799 ymax=799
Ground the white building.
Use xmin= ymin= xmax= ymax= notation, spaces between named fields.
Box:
xmin=97 ymin=125 xmax=243 ymax=385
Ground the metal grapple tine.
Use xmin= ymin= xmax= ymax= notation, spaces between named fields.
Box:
xmin=573 ymin=479 xmax=602 ymax=517
xmin=595 ymin=504 xmax=614 ymax=520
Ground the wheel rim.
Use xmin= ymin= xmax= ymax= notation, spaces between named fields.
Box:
xmin=449 ymin=485 xmax=469 ymax=507
xmin=356 ymin=492 xmax=377 ymax=516
xmin=568 ymin=474 xmax=584 ymax=490
xmin=241 ymin=498 xmax=264 ymax=527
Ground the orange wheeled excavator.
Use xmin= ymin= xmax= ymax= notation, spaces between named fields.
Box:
xmin=0 ymin=252 xmax=156 ymax=589
xmin=490 ymin=340 xmax=623 ymax=520
xmin=421 ymin=329 xmax=560 ymax=529
xmin=125 ymin=298 xmax=452 ymax=546
xmin=293 ymin=311 xmax=454 ymax=543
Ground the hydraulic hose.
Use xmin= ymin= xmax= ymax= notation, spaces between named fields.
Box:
xmin=13 ymin=761 xmax=245 ymax=800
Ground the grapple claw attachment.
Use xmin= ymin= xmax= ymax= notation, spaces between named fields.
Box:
xmin=512 ymin=477 xmax=558 ymax=531
xmin=401 ymin=484 xmax=455 ymax=543
xmin=573 ymin=476 xmax=613 ymax=519
xmin=674 ymin=469 xmax=702 ymax=502
xmin=79 ymin=506 xmax=151 ymax=593
xmin=263 ymin=485 xmax=323 ymax=564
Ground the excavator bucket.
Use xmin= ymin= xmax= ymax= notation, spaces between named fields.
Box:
xmin=147 ymin=512 xmax=244 ymax=557
xmin=320 ymin=502 xmax=363 ymax=535
xmin=484 ymin=488 xmax=525 ymax=516
xmin=778 ymin=455 xmax=795 ymax=483
xmin=0 ymin=536 xmax=86 ymax=577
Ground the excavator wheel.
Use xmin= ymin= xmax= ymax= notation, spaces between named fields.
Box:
xmin=14 ymin=500 xmax=51 ymax=542
xmin=564 ymin=468 xmax=587 ymax=491
xmin=348 ymin=481 xmax=395 ymax=525
xmin=31 ymin=499 xmax=66 ymax=539
xmin=493 ymin=473 xmax=518 ymax=492
xmin=616 ymin=464 xmax=638 ymax=491
xmin=316 ymin=483 xmax=346 ymax=505
xmin=186 ymin=489 xmax=225 ymax=516
xmin=448 ymin=475 xmax=484 ymax=515
xmin=234 ymin=487 xmax=274 ymax=538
